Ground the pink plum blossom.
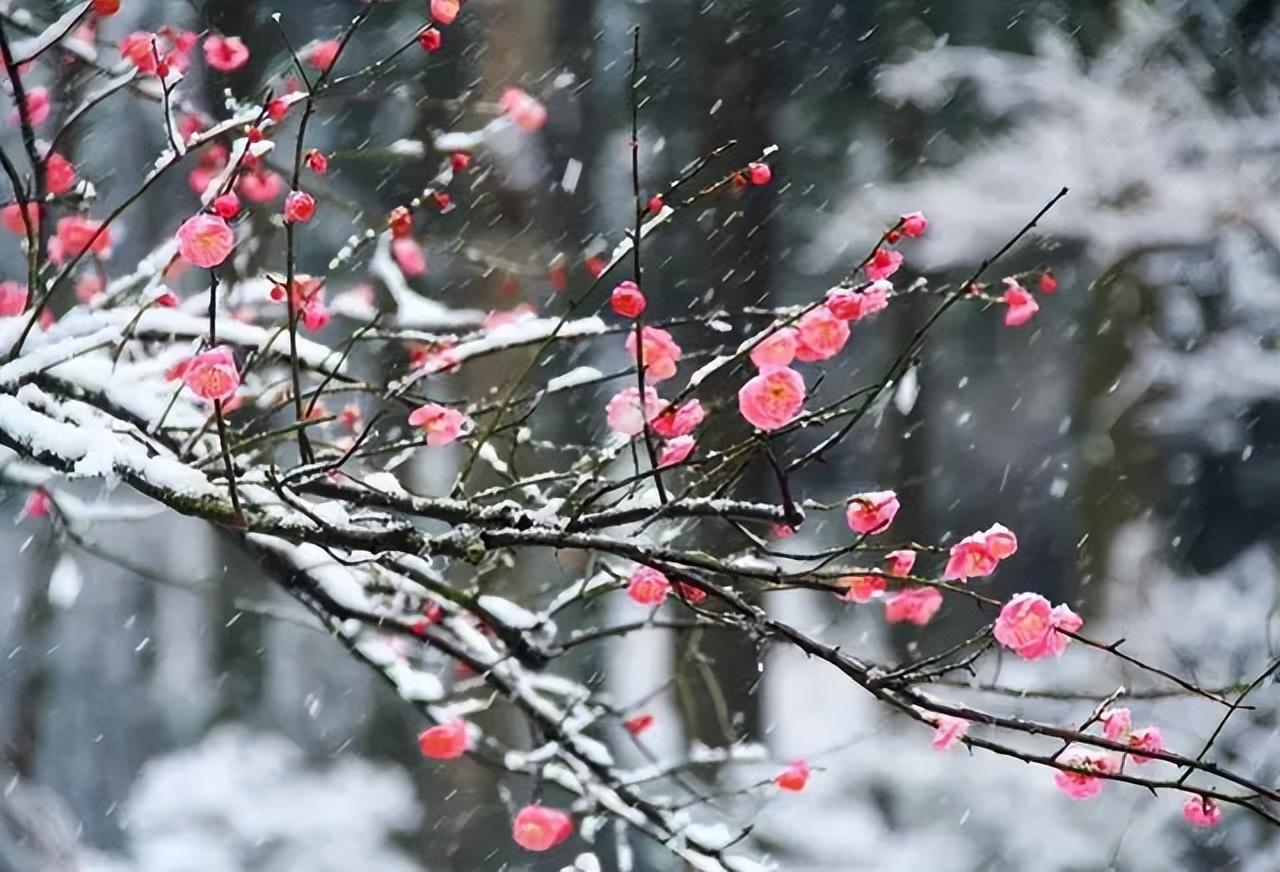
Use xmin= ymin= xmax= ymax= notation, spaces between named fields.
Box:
xmin=605 ymin=386 xmax=662 ymax=436
xmin=1182 ymin=795 xmax=1222 ymax=827
xmin=22 ymin=488 xmax=51 ymax=519
xmin=0 ymin=281 xmax=28 ymax=316
xmin=166 ymin=346 xmax=239 ymax=402
xmin=45 ymin=153 xmax=76 ymax=195
xmin=750 ymin=326 xmax=798 ymax=370
xmin=845 ymin=490 xmax=900 ymax=535
xmin=408 ymin=404 xmax=467 ymax=445
xmin=774 ymin=759 xmax=809 ymax=791
xmin=431 ymin=0 xmax=460 ymax=25
xmin=511 ymin=805 xmax=573 ymax=852
xmin=417 ymin=720 xmax=469 ymax=760
xmin=841 ymin=575 xmax=885 ymax=603
xmin=944 ymin=523 xmax=1018 ymax=580
xmin=900 ymin=211 xmax=928 ymax=238
xmin=825 ymin=280 xmax=890 ymax=322
xmin=651 ymin=400 xmax=704 ymax=438
xmin=738 ymin=366 xmax=805 ymax=431
xmin=929 ymin=714 xmax=970 ymax=751
xmin=284 ymin=190 xmax=316 ymax=223
xmin=625 ymin=325 xmax=682 ymax=381
xmin=1003 ymin=279 xmax=1039 ymax=327
xmin=610 ymin=280 xmax=645 ymax=318
xmin=1054 ymin=747 xmax=1118 ymax=799
xmin=52 ymin=216 xmax=111 ymax=262
xmin=203 ymin=34 xmax=249 ymax=72
xmin=658 ymin=436 xmax=696 ymax=467
xmin=993 ymin=593 xmax=1083 ymax=660
xmin=884 ymin=587 xmax=942 ymax=626
xmin=793 ymin=307 xmax=851 ymax=362
xmin=176 ymin=213 xmax=234 ymax=268
xmin=886 ymin=549 xmax=916 ymax=577
xmin=392 ymin=237 xmax=427 ymax=277
xmin=1127 ymin=726 xmax=1164 ymax=764
xmin=627 ymin=566 xmax=670 ymax=606
xmin=9 ymin=87 xmax=50 ymax=127
xmin=1101 ymin=707 xmax=1132 ymax=741
xmin=499 ymin=88 xmax=548 ymax=132
xmin=306 ymin=40 xmax=341 ymax=72
xmin=865 ymin=247 xmax=903 ymax=281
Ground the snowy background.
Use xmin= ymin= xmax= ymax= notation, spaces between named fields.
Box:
xmin=2 ymin=1 xmax=1278 ymax=870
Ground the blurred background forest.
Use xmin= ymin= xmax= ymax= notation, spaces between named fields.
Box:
xmin=0 ymin=0 xmax=1277 ymax=870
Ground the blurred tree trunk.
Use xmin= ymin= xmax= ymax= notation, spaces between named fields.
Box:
xmin=674 ymin=0 xmax=782 ymax=749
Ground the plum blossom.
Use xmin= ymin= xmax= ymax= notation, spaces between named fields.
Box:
xmin=0 ymin=281 xmax=28 ymax=316
xmin=270 ymin=276 xmax=329 ymax=331
xmin=417 ymin=721 xmax=468 ymax=760
xmin=886 ymin=549 xmax=916 ymax=576
xmin=1 ymin=202 xmax=39 ymax=236
xmin=845 ymin=490 xmax=900 ymax=535
xmin=1100 ymin=707 xmax=1132 ymax=741
xmin=651 ymin=400 xmax=704 ymax=438
xmin=1003 ymin=278 xmax=1039 ymax=327
xmin=176 ymin=213 xmax=234 ymax=268
xmin=993 ymin=593 xmax=1083 ymax=660
xmin=338 ymin=403 xmax=363 ymax=434
xmin=865 ymin=247 xmax=903 ymax=281
xmin=610 ymin=280 xmax=645 ymax=318
xmin=1054 ymin=747 xmax=1118 ymax=799
xmin=793 ymin=307 xmax=851 ymax=361
xmin=623 ymin=714 xmax=654 ymax=735
xmin=900 ymin=211 xmax=928 ymax=238
xmin=203 ymin=34 xmax=249 ymax=72
xmin=1127 ymin=726 xmax=1164 ymax=764
xmin=499 ymin=88 xmax=547 ymax=132
xmin=627 ymin=566 xmax=671 ymax=606
xmin=1182 ymin=795 xmax=1222 ymax=827
xmin=884 ymin=587 xmax=942 ymax=625
xmin=212 ymin=193 xmax=240 ymax=219
xmin=625 ymin=325 xmax=682 ymax=381
xmin=239 ymin=168 xmax=284 ymax=203
xmin=747 ymin=162 xmax=772 ymax=186
xmin=658 ymin=436 xmax=696 ymax=466
xmin=22 ymin=488 xmax=51 ymax=520
xmin=825 ymin=281 xmax=890 ymax=322
xmin=928 ymin=714 xmax=970 ymax=751
xmin=605 ymin=387 xmax=662 ymax=436
xmin=431 ymin=0 xmax=460 ymax=25
xmin=841 ymin=575 xmax=885 ymax=603
xmin=750 ymin=326 xmax=799 ymax=370
xmin=9 ymin=88 xmax=50 ymax=127
xmin=45 ymin=153 xmax=76 ymax=195
xmin=392 ymin=237 xmax=427 ymax=277
xmin=306 ymin=40 xmax=341 ymax=72
xmin=166 ymin=346 xmax=239 ymax=402
xmin=408 ymin=404 xmax=467 ymax=445
xmin=774 ymin=759 xmax=810 ymax=791
xmin=944 ymin=523 xmax=1018 ymax=579
xmin=52 ymin=216 xmax=111 ymax=262
xmin=512 ymin=805 xmax=573 ymax=852
xmin=1038 ymin=271 xmax=1058 ymax=294
xmin=738 ymin=366 xmax=805 ymax=430
xmin=284 ymin=190 xmax=316 ymax=223
xmin=419 ymin=29 xmax=443 ymax=53
xmin=674 ymin=580 xmax=707 ymax=603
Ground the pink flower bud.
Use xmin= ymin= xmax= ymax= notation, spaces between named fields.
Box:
xmin=283 ymin=190 xmax=316 ymax=224
xmin=610 ymin=280 xmax=646 ymax=318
